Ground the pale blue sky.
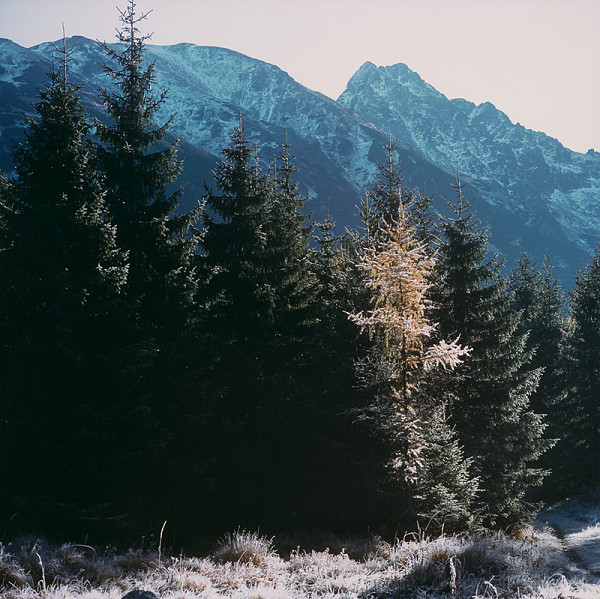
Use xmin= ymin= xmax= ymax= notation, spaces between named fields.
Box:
xmin=1 ymin=0 xmax=599 ymax=153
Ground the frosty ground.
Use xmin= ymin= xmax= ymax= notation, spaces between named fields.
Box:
xmin=1 ymin=499 xmax=600 ymax=599
xmin=535 ymin=496 xmax=600 ymax=580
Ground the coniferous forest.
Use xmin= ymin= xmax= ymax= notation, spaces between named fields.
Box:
xmin=0 ymin=2 xmax=598 ymax=549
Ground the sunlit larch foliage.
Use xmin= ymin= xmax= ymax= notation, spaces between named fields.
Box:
xmin=348 ymin=201 xmax=470 ymax=527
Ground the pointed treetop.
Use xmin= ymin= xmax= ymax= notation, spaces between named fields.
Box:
xmin=450 ymin=163 xmax=470 ymax=219
xmin=387 ymin=127 xmax=396 ymax=180
xmin=116 ymin=0 xmax=153 ymax=46
xmin=60 ymin=24 xmax=67 ymax=85
xmin=49 ymin=23 xmax=76 ymax=87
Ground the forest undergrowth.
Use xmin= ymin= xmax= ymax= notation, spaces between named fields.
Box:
xmin=1 ymin=527 xmax=598 ymax=599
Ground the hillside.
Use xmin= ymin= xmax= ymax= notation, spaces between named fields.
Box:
xmin=0 ymin=37 xmax=595 ymax=283
xmin=339 ymin=61 xmax=600 ymax=255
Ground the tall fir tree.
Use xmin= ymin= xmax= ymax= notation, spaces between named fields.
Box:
xmin=200 ymin=124 xmax=274 ymax=372
xmin=201 ymin=131 xmax=318 ymax=366
xmin=409 ymin=190 xmax=439 ymax=254
xmin=95 ymin=0 xmax=198 ymax=343
xmin=0 ymin=49 xmax=129 ymax=527
xmin=92 ymin=1 xmax=206 ymax=534
xmin=561 ymin=248 xmax=600 ymax=492
xmin=434 ymin=176 xmax=550 ymax=529
xmin=508 ymin=254 xmax=566 ymax=418
xmin=359 ymin=135 xmax=437 ymax=248
xmin=312 ymin=217 xmax=361 ymax=359
xmin=198 ymin=127 xmax=329 ymax=531
xmin=310 ymin=217 xmax=365 ymax=421
xmin=198 ymin=125 xmax=280 ymax=524
xmin=411 ymin=402 xmax=479 ymax=532
xmin=265 ymin=140 xmax=317 ymax=363
xmin=361 ymin=133 xmax=414 ymax=239
xmin=313 ymin=217 xmax=345 ymax=329
xmin=508 ymin=255 xmax=565 ymax=496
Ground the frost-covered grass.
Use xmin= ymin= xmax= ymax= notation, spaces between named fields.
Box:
xmin=0 ymin=527 xmax=598 ymax=599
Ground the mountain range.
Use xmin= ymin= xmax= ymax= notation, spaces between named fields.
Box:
xmin=1 ymin=36 xmax=598 ymax=284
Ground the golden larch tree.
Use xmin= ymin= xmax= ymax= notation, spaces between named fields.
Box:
xmin=348 ymin=205 xmax=470 ymax=523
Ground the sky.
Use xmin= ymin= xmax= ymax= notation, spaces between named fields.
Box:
xmin=1 ymin=0 xmax=599 ymax=154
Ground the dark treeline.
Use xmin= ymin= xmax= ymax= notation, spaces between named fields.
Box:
xmin=0 ymin=2 xmax=598 ymax=547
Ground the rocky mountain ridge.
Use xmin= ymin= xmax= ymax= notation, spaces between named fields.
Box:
xmin=338 ymin=61 xmax=600 ymax=254
xmin=0 ymin=36 xmax=596 ymax=283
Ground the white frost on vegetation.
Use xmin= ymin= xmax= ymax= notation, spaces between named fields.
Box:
xmin=1 ymin=525 xmax=599 ymax=599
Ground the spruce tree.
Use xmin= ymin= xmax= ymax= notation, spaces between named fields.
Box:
xmin=309 ymin=217 xmax=364 ymax=422
xmin=312 ymin=218 xmax=360 ymax=351
xmin=360 ymin=135 xmax=437 ymax=248
xmin=198 ymin=128 xmax=316 ymax=529
xmin=313 ymin=217 xmax=344 ymax=324
xmin=411 ymin=402 xmax=479 ymax=532
xmin=200 ymin=128 xmax=324 ymax=384
xmin=95 ymin=0 xmax=198 ymax=342
xmin=88 ymin=3 xmax=206 ymax=534
xmin=561 ymin=248 xmax=600 ymax=492
xmin=0 ymin=53 xmax=128 ymax=520
xmin=362 ymin=134 xmax=414 ymax=238
xmin=434 ymin=176 xmax=550 ymax=529
xmin=265 ymin=141 xmax=317 ymax=362
xmin=200 ymin=124 xmax=274 ymax=368
xmin=509 ymin=255 xmax=566 ymax=418
xmin=409 ymin=190 xmax=439 ymax=254
xmin=508 ymin=255 xmax=565 ymax=495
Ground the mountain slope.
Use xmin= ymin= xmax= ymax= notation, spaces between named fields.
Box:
xmin=0 ymin=37 xmax=594 ymax=283
xmin=338 ymin=61 xmax=600 ymax=254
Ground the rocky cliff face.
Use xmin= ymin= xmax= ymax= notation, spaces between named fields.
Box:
xmin=0 ymin=37 xmax=595 ymax=283
xmin=338 ymin=61 xmax=600 ymax=254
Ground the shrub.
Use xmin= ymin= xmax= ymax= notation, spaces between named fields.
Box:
xmin=0 ymin=546 xmax=33 ymax=589
xmin=212 ymin=530 xmax=276 ymax=566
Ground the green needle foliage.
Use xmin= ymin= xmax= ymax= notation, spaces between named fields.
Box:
xmin=201 ymin=130 xmax=317 ymax=372
xmin=0 ymin=51 xmax=129 ymax=526
xmin=434 ymin=176 xmax=550 ymax=529
xmin=95 ymin=0 xmax=198 ymax=343
xmin=561 ymin=248 xmax=600 ymax=492
xmin=361 ymin=134 xmax=414 ymax=240
xmin=508 ymin=255 xmax=565 ymax=498
xmin=266 ymin=141 xmax=318 ymax=362
xmin=200 ymin=124 xmax=274 ymax=369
